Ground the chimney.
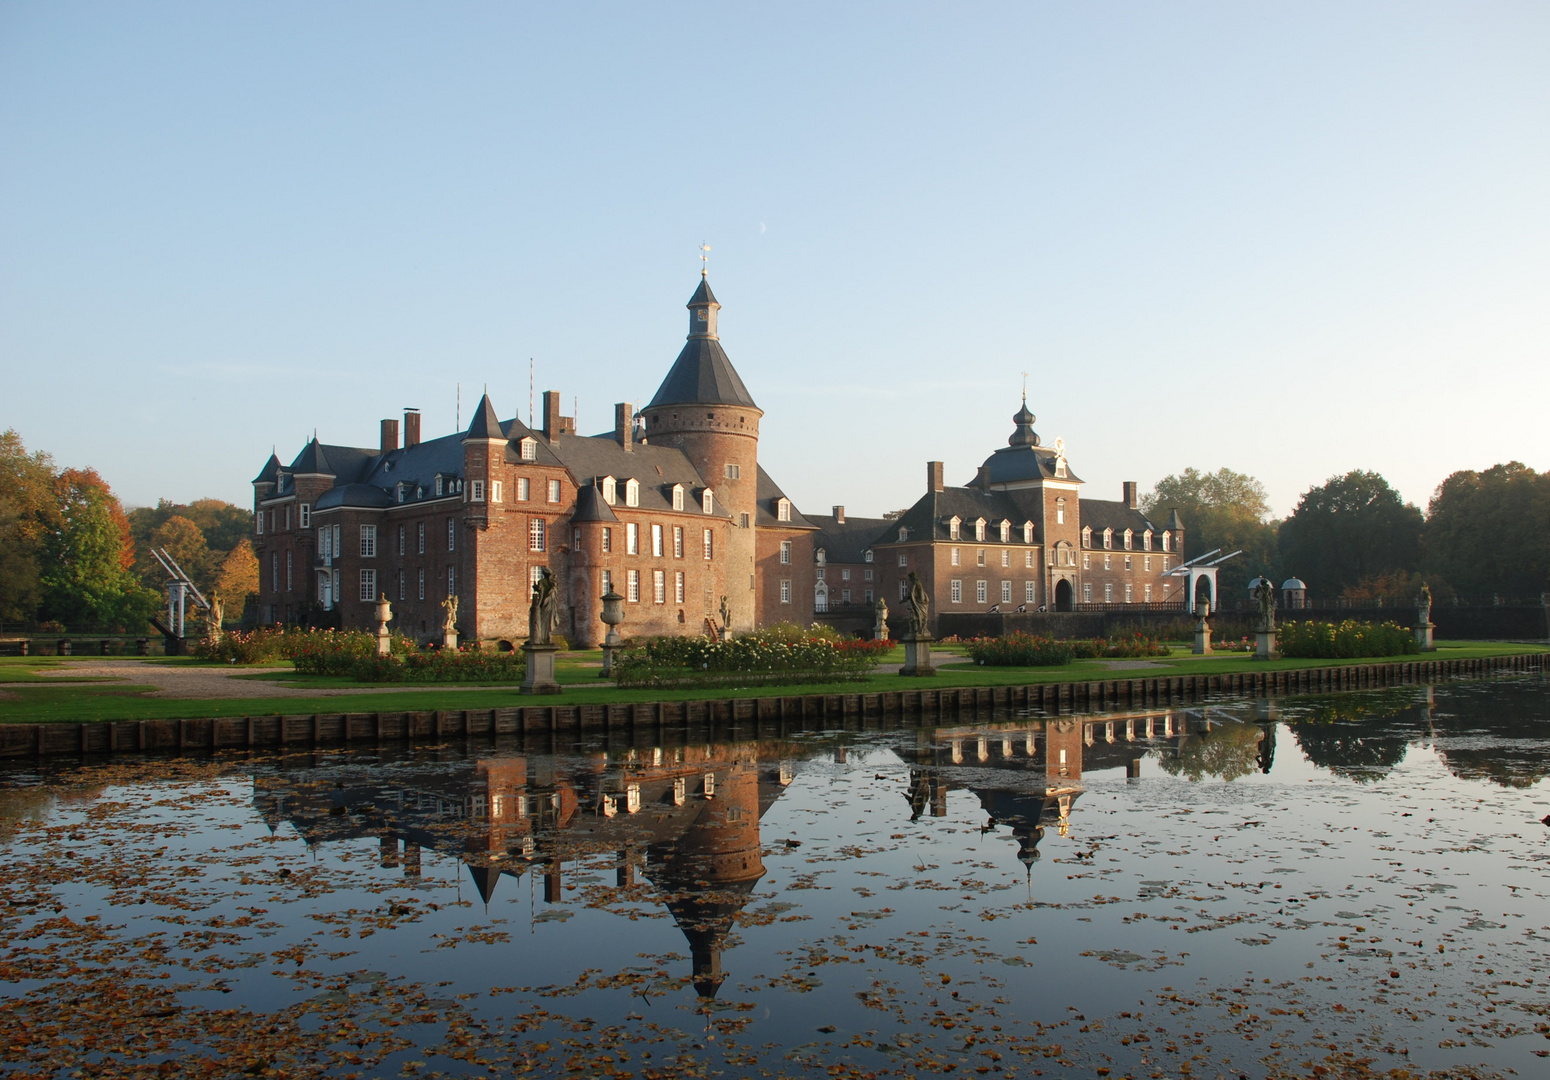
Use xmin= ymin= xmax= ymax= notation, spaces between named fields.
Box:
xmin=403 ymin=409 xmax=421 ymax=448
xmin=615 ymin=402 xmax=634 ymax=452
xmin=927 ymin=461 xmax=944 ymax=493
xmin=380 ymin=418 xmax=399 ymax=453
xmin=976 ymin=465 xmax=991 ymax=489
xmin=542 ymin=390 xmax=562 ymax=444
xmin=1123 ymin=481 xmax=1138 ymax=509
xmin=832 ymin=505 xmax=845 ymax=524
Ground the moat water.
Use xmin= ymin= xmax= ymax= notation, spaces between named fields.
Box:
xmin=2 ymin=679 xmax=1548 ymax=1078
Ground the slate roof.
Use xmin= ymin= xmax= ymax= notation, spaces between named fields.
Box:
xmin=648 ymin=337 xmax=758 ymax=409
xmin=885 ymin=487 xmax=1044 ymax=545
xmin=807 ymin=514 xmax=891 ymax=564
xmin=252 ymin=453 xmax=281 ymax=486
xmin=463 ymin=393 xmax=504 ymax=441
xmin=976 ymin=443 xmax=1084 ymax=487
xmin=688 ymin=276 xmax=717 ymax=307
xmin=314 ymin=483 xmax=394 ymax=510
xmin=755 ymin=466 xmax=818 ymax=529
xmin=552 ymin=433 xmax=730 ymax=519
xmin=290 ymin=439 xmax=335 ymax=476
xmin=571 ymin=482 xmax=619 ymax=523
xmin=1078 ymin=499 xmax=1163 ymax=537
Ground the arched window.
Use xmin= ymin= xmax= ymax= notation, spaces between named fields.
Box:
xmin=1162 ymin=531 xmax=1172 ymax=552
xmin=671 ymin=484 xmax=684 ymax=511
xmin=1143 ymin=530 xmax=1153 ymax=551
xmin=1055 ymin=497 xmax=1066 ymax=525
xmin=776 ymin=498 xmax=791 ymax=522
xmin=898 ymin=527 xmax=909 ymax=542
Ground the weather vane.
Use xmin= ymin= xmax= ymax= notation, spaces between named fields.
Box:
xmin=1020 ymin=370 xmax=1029 ymax=403
xmin=699 ymin=242 xmax=711 ymax=276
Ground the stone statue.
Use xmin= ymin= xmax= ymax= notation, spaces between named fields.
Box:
xmin=528 ymin=569 xmax=558 ymax=646
xmin=1418 ymin=583 xmax=1432 ymax=620
xmin=206 ymin=594 xmax=224 ymax=642
xmin=905 ymin=572 xmax=930 ymax=637
xmin=718 ymin=595 xmax=732 ymax=630
xmin=1254 ymin=575 xmax=1276 ymax=632
xmin=442 ymin=594 xmax=459 ymax=634
xmin=875 ymin=596 xmax=889 ymax=625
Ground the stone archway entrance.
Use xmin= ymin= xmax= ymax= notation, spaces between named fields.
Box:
xmin=1054 ymin=580 xmax=1074 ymax=611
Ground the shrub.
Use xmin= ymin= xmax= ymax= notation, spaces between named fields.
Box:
xmin=964 ymin=634 xmax=1075 ymax=667
xmin=1279 ymin=620 xmax=1419 ymax=659
xmin=349 ymin=646 xmax=526 ymax=684
xmin=612 ymin=628 xmax=885 ymax=688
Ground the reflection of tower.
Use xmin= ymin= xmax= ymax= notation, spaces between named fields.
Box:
xmin=646 ymin=763 xmax=767 ymax=998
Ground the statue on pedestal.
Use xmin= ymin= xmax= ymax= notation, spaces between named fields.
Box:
xmin=873 ymin=596 xmax=890 ymax=641
xmin=442 ymin=594 xmax=460 ymax=650
xmin=1254 ymin=576 xmax=1277 ymax=633
xmin=905 ymin=572 xmax=930 ymax=638
xmin=528 ymin=570 xmax=557 ymax=646
xmin=718 ymin=595 xmax=733 ymax=640
xmin=206 ymin=594 xmax=224 ymax=645
xmin=374 ymin=593 xmax=394 ymax=656
xmin=1415 ymin=582 xmax=1436 ymax=651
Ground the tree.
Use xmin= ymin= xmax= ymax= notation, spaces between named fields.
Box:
xmin=1142 ymin=467 xmax=1278 ymax=602
xmin=1277 ymin=471 xmax=1423 ymax=598
xmin=129 ymin=498 xmax=252 ymax=593
xmin=39 ymin=468 xmax=157 ymax=630
xmin=214 ymin=542 xmax=260 ymax=611
xmin=149 ymin=515 xmax=213 ymax=593
xmin=0 ymin=430 xmax=57 ymax=623
xmin=1424 ymin=463 xmax=1550 ymax=600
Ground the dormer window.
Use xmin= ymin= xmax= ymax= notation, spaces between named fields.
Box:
xmin=898 ymin=527 xmax=909 ymax=542
xmin=1022 ymin=521 xmax=1034 ymax=544
xmin=602 ymin=476 xmax=617 ymax=505
xmin=1082 ymin=526 xmax=1093 ymax=547
xmin=864 ymin=549 xmax=874 ymax=563
xmin=998 ymin=520 xmax=1010 ymax=543
xmin=1162 ymin=531 xmax=1172 ymax=552
xmin=701 ymin=490 xmax=713 ymax=514
xmin=435 ymin=475 xmax=445 ymax=497
xmin=1143 ymin=530 xmax=1153 ymax=551
xmin=948 ymin=516 xmax=961 ymax=540
xmin=396 ymin=483 xmax=407 ymax=504
xmin=974 ymin=518 xmax=986 ymax=541
xmin=1103 ymin=528 xmax=1113 ymax=550
xmin=625 ymin=478 xmax=640 ymax=507
xmin=520 ymin=438 xmax=537 ymax=461
xmin=776 ymin=498 xmax=791 ymax=522
xmin=671 ymin=484 xmax=684 ymax=511
xmin=1123 ymin=529 xmax=1133 ymax=550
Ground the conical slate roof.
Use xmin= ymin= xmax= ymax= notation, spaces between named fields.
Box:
xmin=290 ymin=439 xmax=334 ymax=476
xmin=647 ymin=277 xmax=758 ymax=410
xmin=687 ymin=276 xmax=718 ymax=307
xmin=571 ymin=482 xmax=619 ymax=523
xmin=464 ymin=393 xmax=505 ymax=441
xmin=252 ymin=453 xmax=282 ymax=486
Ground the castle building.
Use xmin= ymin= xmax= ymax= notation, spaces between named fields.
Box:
xmin=251 ymin=275 xmax=1185 ymax=643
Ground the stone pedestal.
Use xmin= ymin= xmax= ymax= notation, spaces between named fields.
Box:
xmin=1191 ymin=603 xmax=1213 ymax=656
xmin=600 ymin=629 xmax=621 ymax=677
xmin=1253 ymin=630 xmax=1280 ymax=661
xmin=443 ymin=629 xmax=459 ymax=652
xmin=521 ymin=642 xmax=562 ymax=695
xmin=901 ymin=633 xmax=936 ymax=677
xmin=377 ymin=629 xmax=392 ymax=657
xmin=1414 ymin=621 xmax=1435 ymax=651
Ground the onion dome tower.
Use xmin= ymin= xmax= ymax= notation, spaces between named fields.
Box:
xmin=642 ymin=274 xmax=762 ymax=631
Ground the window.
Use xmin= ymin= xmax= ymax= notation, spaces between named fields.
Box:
xmin=529 ymin=518 xmax=546 ymax=552
xmin=1162 ymin=557 xmax=1170 ymax=572
xmin=949 ymin=517 xmax=961 ymax=540
xmin=1143 ymin=531 xmax=1153 ymax=551
xmin=816 ymin=566 xmax=825 ymax=581
xmin=780 ymin=540 xmax=792 ymax=565
xmin=471 ymin=480 xmax=485 ymax=502
xmin=951 ymin=547 xmax=960 ymax=566
xmin=1083 ymin=553 xmax=1091 ymax=570
xmin=491 ymin=481 xmax=503 ymax=503
xmin=740 ymin=512 xmax=749 ymax=528
xmin=976 ymin=580 xmax=987 ymax=604
xmin=520 ymin=438 xmax=537 ymax=461
xmin=1144 ymin=584 xmax=1153 ymax=601
xmin=673 ymin=526 xmax=684 ymax=558
xmin=864 ymin=568 xmax=873 ymax=581
xmin=625 ymin=479 xmax=639 ymax=507
xmin=672 ymin=485 xmax=684 ymax=511
xmin=548 ymin=479 xmax=561 ymax=504
xmin=256 ymin=512 xmax=264 ymax=536
xmin=396 ymin=483 xmax=407 ymax=504
xmin=702 ymin=490 xmax=713 ymax=514
xmin=841 ymin=568 xmax=850 ymax=581
xmin=530 ymin=566 xmax=545 ymax=590
xmin=999 ymin=521 xmax=1010 ymax=543
xmin=1104 ymin=554 xmax=1111 ymax=570
xmin=724 ymin=463 xmax=740 ymax=479
xmin=448 ymin=519 xmax=456 ymax=552
xmin=1144 ymin=555 xmax=1152 ymax=572
xmin=1082 ymin=526 xmax=1092 ymax=548
xmin=976 ymin=549 xmax=986 ymax=567
xmin=652 ymin=524 xmax=663 ymax=557
xmin=777 ymin=498 xmax=791 ymax=522
xmin=864 ymin=589 xmax=873 ymax=602
xmin=675 ymin=571 xmax=685 ymax=604
xmin=1103 ymin=529 xmax=1113 ymax=550
xmin=974 ymin=519 xmax=986 ymax=541
xmin=286 ymin=551 xmax=293 ymax=591
xmin=601 ymin=570 xmax=613 ymax=596
xmin=1124 ymin=555 xmax=1132 ymax=571
xmin=1025 ymin=550 xmax=1034 ymax=568
xmin=627 ymin=569 xmax=640 ymax=602
xmin=360 ymin=525 xmax=377 ymax=557
xmin=898 ymin=553 xmax=908 ymax=567
xmin=1023 ymin=522 xmax=1034 ymax=544
xmin=299 ymin=504 xmax=310 ymax=529
xmin=951 ymin=580 xmax=962 ymax=603
xmin=780 ymin=579 xmax=791 ymax=604
xmin=864 ymin=549 xmax=874 ymax=563
xmin=653 ymin=570 xmax=666 ymax=604
xmin=900 ymin=580 xmax=909 ymax=601
xmin=842 ymin=589 xmax=851 ymax=603
xmin=626 ymin=523 xmax=638 ymax=554
xmin=1162 ymin=531 xmax=1172 ymax=552
xmin=1083 ymin=583 xmax=1093 ymax=603
xmin=602 ymin=477 xmax=616 ymax=505
xmin=1056 ymin=498 xmax=1066 ymax=525
xmin=602 ymin=527 xmax=612 ymax=553
xmin=518 ymin=477 xmax=531 ymax=501
xmin=448 ymin=566 xmax=457 ymax=597
xmin=359 ymin=569 xmax=376 ymax=601
xmin=1104 ymin=583 xmax=1114 ymax=602
xmin=397 ymin=573 xmax=404 ymax=602
xmin=573 ymin=526 xmax=581 ymax=549
xmin=1025 ymin=581 xmax=1036 ymax=603
xmin=417 ymin=523 xmax=425 ymax=555
xmin=702 ymin=529 xmax=714 ymax=560
xmin=435 ymin=476 xmax=444 ymax=497
xmin=897 ymin=527 xmax=908 ymax=542
xmin=284 ymin=506 xmax=290 ymax=531
xmin=418 ymin=568 xmax=425 ymax=600
xmin=396 ymin=526 xmax=404 ymax=557
xmin=1001 ymin=581 xmax=1012 ymax=603
xmin=1001 ymin=550 xmax=1010 ymax=568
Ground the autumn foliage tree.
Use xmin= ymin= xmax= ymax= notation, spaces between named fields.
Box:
xmin=0 ymin=430 xmax=58 ymax=623
xmin=1143 ymin=467 xmax=1277 ymax=601
xmin=38 ymin=467 xmax=157 ymax=630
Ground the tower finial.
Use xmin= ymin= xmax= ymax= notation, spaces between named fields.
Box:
xmin=699 ymin=241 xmax=711 ymax=277
xmin=1020 ymin=371 xmax=1029 ymax=404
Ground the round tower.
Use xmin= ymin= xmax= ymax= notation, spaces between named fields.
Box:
xmin=641 ymin=275 xmax=762 ymax=632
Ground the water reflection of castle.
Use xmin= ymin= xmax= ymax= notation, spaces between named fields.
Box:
xmin=255 ymin=742 xmax=809 ymax=998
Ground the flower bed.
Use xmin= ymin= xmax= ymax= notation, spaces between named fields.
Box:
xmin=963 ymin=633 xmax=1075 ymax=667
xmin=1279 ymin=620 xmax=1419 ymax=659
xmin=612 ymin=630 xmax=885 ymax=689
xmin=348 ymin=647 xmax=526 ymax=684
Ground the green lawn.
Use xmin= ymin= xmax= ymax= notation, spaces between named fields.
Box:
xmin=0 ymin=641 xmax=1542 ymax=725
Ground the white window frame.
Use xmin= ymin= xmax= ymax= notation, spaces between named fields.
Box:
xmin=518 ymin=477 xmax=531 ymax=501
xmin=602 ymin=476 xmax=616 ymax=505
xmin=950 ymin=580 xmax=962 ymax=604
xmin=675 ymin=571 xmax=685 ymax=604
xmin=491 ymin=481 xmax=503 ymax=503
xmin=703 ymin=528 xmax=714 ymax=560
xmin=626 ymin=522 xmax=638 ymax=555
xmin=951 ymin=547 xmax=960 ymax=566
xmin=548 ymin=479 xmax=561 ymax=504
xmin=359 ymin=569 xmax=376 ymax=602
xmin=673 ymin=526 xmax=684 ymax=558
xmin=672 ymin=484 xmax=684 ymax=511
xmin=1001 ymin=580 xmax=1012 ymax=604
xmin=520 ymin=438 xmax=537 ymax=461
xmin=471 ymin=480 xmax=485 ymax=503
xmin=360 ymin=525 xmax=377 ymax=558
xmin=780 ymin=579 xmax=791 ymax=603
xmin=298 ymin=504 xmax=310 ymax=529
xmin=627 ymin=569 xmax=640 ymax=603
xmin=530 ymin=518 xmax=546 ymax=552
xmin=780 ymin=541 xmax=792 ymax=565
xmin=418 ymin=568 xmax=425 ymax=600
xmin=625 ymin=479 xmax=639 ymax=507
xmin=1056 ymin=499 xmax=1066 ymax=525
xmin=417 ymin=522 xmax=425 ymax=555
xmin=652 ymin=570 xmax=666 ymax=604
xmin=448 ymin=565 xmax=457 ymax=597
xmin=975 ymin=580 xmax=987 ymax=604
xmin=1025 ymin=581 xmax=1036 ymax=603
xmin=448 ymin=518 xmax=456 ymax=552
xmin=777 ymin=498 xmax=791 ymax=522
xmin=652 ymin=523 xmax=664 ymax=557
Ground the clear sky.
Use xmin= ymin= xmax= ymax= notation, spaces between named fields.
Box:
xmin=2 ymin=2 xmax=1547 ymax=520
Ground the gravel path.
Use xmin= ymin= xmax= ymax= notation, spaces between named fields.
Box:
xmin=0 ymin=660 xmax=440 ymax=700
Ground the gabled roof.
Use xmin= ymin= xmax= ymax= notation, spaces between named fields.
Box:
xmin=882 ymin=486 xmax=1043 ymax=545
xmin=648 ymin=337 xmax=758 ymax=409
xmin=755 ymin=466 xmax=818 ymax=530
xmin=1079 ymin=499 xmax=1160 ymax=536
xmin=551 ymin=434 xmax=727 ymax=519
xmin=463 ymin=393 xmax=504 ymax=441
xmin=290 ymin=439 xmax=335 ymax=477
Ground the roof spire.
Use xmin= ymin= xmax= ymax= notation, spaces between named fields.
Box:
xmin=699 ymin=241 xmax=710 ymax=278
xmin=1009 ymin=396 xmax=1039 ymax=448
